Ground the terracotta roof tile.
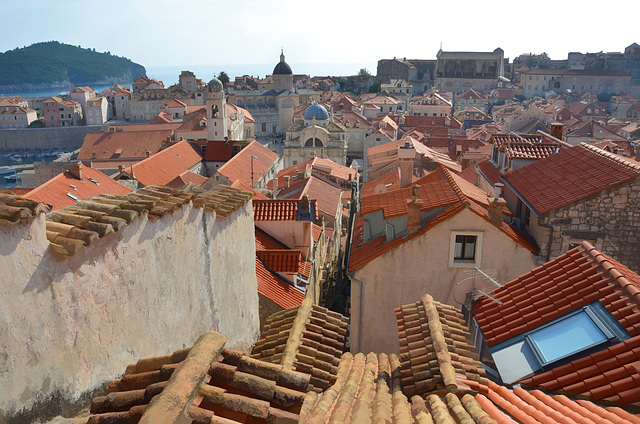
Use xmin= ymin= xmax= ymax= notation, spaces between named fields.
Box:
xmin=25 ymin=164 xmax=132 ymax=211
xmin=502 ymin=143 xmax=640 ymax=215
xmin=166 ymin=170 xmax=209 ymax=189
xmin=202 ymin=140 xmax=233 ymax=161
xmin=253 ymin=199 xmax=300 ymax=221
xmin=474 ymin=241 xmax=640 ymax=352
xmin=251 ymin=299 xmax=349 ymax=392
xmin=87 ymin=330 xmax=310 ymax=424
xmin=78 ymin=129 xmax=175 ymax=163
xmin=255 ymin=257 xmax=305 ymax=310
xmin=0 ymin=189 xmax=50 ymax=226
xmin=278 ymin=177 xmax=342 ymax=221
xmin=396 ymin=294 xmax=488 ymax=397
xmin=43 ymin=185 xmax=253 ymax=257
xmin=256 ymin=249 xmax=302 ymax=273
xmin=216 ymin=140 xmax=278 ymax=186
xmin=350 ymin=165 xmax=534 ymax=271
xmin=122 ymin=140 xmax=203 ymax=187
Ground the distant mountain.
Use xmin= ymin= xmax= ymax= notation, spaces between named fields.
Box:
xmin=0 ymin=41 xmax=147 ymax=91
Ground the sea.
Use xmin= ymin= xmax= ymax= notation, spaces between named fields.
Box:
xmin=0 ymin=62 xmax=378 ymax=98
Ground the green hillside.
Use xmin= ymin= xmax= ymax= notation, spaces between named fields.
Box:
xmin=0 ymin=41 xmax=146 ymax=86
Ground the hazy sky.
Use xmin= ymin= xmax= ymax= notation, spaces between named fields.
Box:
xmin=2 ymin=0 xmax=638 ymax=68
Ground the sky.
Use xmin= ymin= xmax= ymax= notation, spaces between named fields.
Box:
xmin=2 ymin=0 xmax=639 ymax=71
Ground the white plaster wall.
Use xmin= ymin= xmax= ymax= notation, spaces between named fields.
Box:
xmin=351 ymin=208 xmax=536 ymax=354
xmin=0 ymin=202 xmax=259 ymax=417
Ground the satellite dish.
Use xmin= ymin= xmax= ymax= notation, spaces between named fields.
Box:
xmin=452 ymin=267 xmax=503 ymax=306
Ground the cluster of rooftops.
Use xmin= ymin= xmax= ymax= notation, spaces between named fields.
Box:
xmin=83 ymin=238 xmax=640 ymax=423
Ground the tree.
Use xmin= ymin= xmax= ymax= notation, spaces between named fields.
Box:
xmin=217 ymin=71 xmax=230 ymax=86
xmin=358 ymin=68 xmax=372 ymax=78
xmin=368 ymin=82 xmax=381 ymax=93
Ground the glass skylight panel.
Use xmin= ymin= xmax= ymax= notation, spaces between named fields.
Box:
xmin=529 ymin=311 xmax=606 ymax=363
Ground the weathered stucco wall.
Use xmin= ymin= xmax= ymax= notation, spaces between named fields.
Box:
xmin=351 ymin=208 xmax=536 ymax=354
xmin=0 ymin=201 xmax=259 ymax=420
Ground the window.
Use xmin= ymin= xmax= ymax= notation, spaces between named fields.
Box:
xmin=449 ymin=231 xmax=483 ymax=268
xmin=454 ymin=235 xmax=476 ymax=260
xmin=489 ymin=302 xmax=628 ymax=383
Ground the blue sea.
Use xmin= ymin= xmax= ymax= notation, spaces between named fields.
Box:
xmin=0 ymin=62 xmax=377 ymax=98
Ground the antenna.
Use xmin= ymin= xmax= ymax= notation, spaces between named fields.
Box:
xmin=452 ymin=267 xmax=503 ymax=306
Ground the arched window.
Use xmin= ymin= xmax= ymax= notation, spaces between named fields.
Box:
xmin=305 ymin=138 xmax=323 ymax=147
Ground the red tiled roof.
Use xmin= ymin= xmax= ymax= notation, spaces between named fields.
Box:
xmin=267 ymin=157 xmax=356 ymax=191
xmin=502 ymin=143 xmax=640 ymax=215
xmin=521 ymin=335 xmax=640 ymax=406
xmin=229 ymin=179 xmax=269 ymax=199
xmin=396 ymin=294 xmax=488 ymax=397
xmin=464 ymin=379 xmax=639 ymax=424
xmin=78 ymin=129 xmax=174 ymax=161
xmin=253 ymin=199 xmax=299 ymax=221
xmin=25 ymin=165 xmax=132 ymax=211
xmin=203 ymin=140 xmax=234 ymax=161
xmin=216 ymin=140 xmax=278 ymax=186
xmin=122 ymin=140 xmax=203 ymax=187
xmin=166 ymin=170 xmax=208 ymax=189
xmin=473 ymin=241 xmax=640 ymax=348
xmin=312 ymin=223 xmax=332 ymax=243
xmin=475 ymin=159 xmax=501 ymax=185
xmin=278 ymin=177 xmax=342 ymax=220
xmin=256 ymin=249 xmax=302 ymax=273
xmin=255 ymin=228 xmax=288 ymax=250
xmin=148 ymin=112 xmax=173 ymax=124
xmin=351 ymin=166 xmax=533 ymax=271
xmin=255 ymin=257 xmax=305 ymax=310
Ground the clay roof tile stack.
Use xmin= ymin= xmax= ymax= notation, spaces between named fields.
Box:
xmin=396 ymin=294 xmax=488 ymax=397
xmin=0 ymin=189 xmax=50 ymax=226
xmin=299 ymin=352 xmax=497 ymax=424
xmin=87 ymin=331 xmax=311 ymax=424
xmin=44 ymin=185 xmax=253 ymax=256
xmin=251 ymin=299 xmax=349 ymax=392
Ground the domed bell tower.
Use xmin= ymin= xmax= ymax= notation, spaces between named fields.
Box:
xmin=206 ymin=77 xmax=227 ymax=141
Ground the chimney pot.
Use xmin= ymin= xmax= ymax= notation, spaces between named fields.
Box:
xmin=488 ymin=196 xmax=507 ymax=226
xmin=407 ymin=186 xmax=423 ymax=235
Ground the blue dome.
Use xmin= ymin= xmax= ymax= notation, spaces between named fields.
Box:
xmin=304 ymin=104 xmax=329 ymax=121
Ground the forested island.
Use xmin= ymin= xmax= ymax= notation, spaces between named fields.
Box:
xmin=0 ymin=41 xmax=146 ymax=91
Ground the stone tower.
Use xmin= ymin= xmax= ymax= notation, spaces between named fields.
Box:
xmin=206 ymin=77 xmax=227 ymax=141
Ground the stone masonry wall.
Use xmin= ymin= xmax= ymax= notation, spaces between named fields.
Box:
xmin=0 ymin=125 xmax=107 ymax=152
xmin=0 ymin=201 xmax=259 ymax=421
xmin=540 ymin=178 xmax=640 ymax=272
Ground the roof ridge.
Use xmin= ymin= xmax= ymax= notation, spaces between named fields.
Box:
xmin=578 ymin=143 xmax=640 ymax=171
xmin=579 ymin=241 xmax=640 ymax=307
xmin=440 ymin=165 xmax=470 ymax=207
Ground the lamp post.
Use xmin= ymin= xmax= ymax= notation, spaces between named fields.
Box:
xmin=250 ymin=155 xmax=258 ymax=188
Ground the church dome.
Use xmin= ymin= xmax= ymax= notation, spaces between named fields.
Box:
xmin=304 ymin=104 xmax=329 ymax=121
xmin=273 ymin=50 xmax=293 ymax=75
xmin=208 ymin=77 xmax=224 ymax=92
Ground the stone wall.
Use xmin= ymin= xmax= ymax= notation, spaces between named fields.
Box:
xmin=539 ymin=178 xmax=640 ymax=272
xmin=0 ymin=125 xmax=107 ymax=152
xmin=0 ymin=201 xmax=259 ymax=421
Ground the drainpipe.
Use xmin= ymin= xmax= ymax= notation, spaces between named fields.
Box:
xmin=347 ymin=273 xmax=364 ymax=353
xmin=538 ymin=217 xmax=554 ymax=262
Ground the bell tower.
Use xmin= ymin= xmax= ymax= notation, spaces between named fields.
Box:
xmin=206 ymin=77 xmax=227 ymax=141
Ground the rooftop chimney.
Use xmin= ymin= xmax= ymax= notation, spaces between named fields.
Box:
xmin=67 ymin=162 xmax=83 ymax=180
xmin=283 ymin=175 xmax=290 ymax=188
xmin=550 ymin=123 xmax=564 ymax=140
xmin=398 ymin=141 xmax=416 ymax=188
xmin=488 ymin=183 xmax=507 ymax=226
xmin=145 ymin=150 xmax=151 ymax=158
xmin=406 ymin=184 xmax=423 ymax=236
xmin=461 ymin=157 xmax=471 ymax=170
xmin=118 ymin=164 xmax=124 ymax=173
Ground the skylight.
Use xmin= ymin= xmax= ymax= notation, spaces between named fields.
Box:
xmin=488 ymin=302 xmax=628 ymax=383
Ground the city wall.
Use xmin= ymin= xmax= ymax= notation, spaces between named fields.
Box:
xmin=0 ymin=201 xmax=259 ymax=421
xmin=0 ymin=125 xmax=107 ymax=152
